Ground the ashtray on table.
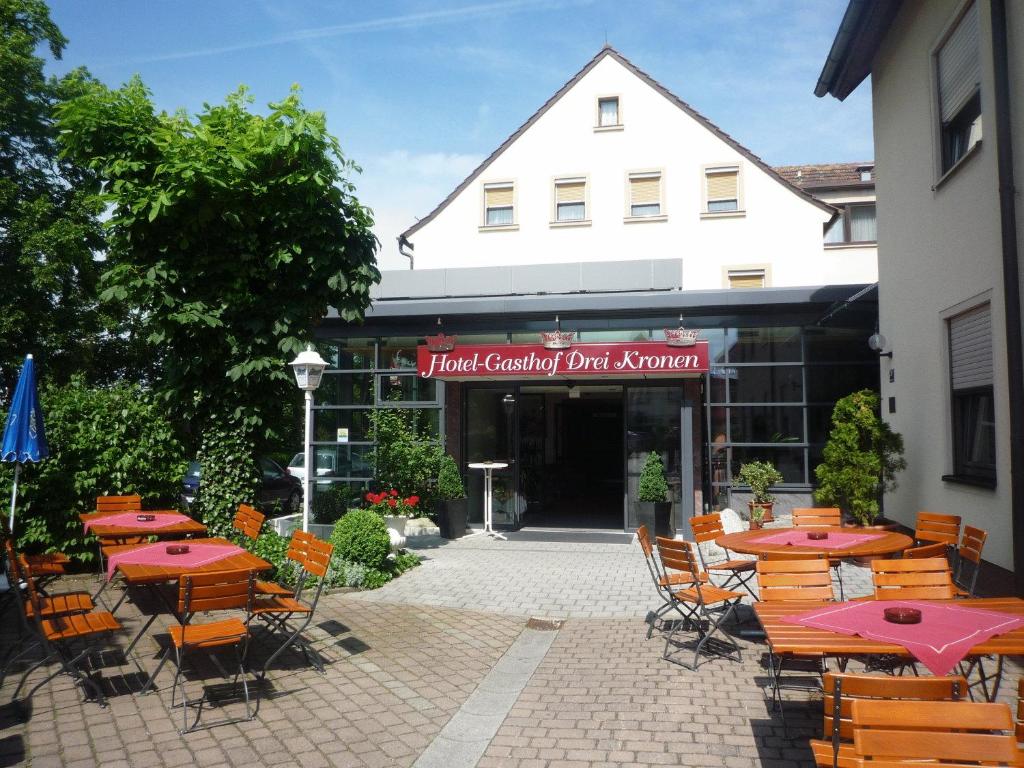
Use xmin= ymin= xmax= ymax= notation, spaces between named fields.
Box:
xmin=136 ymin=514 xmax=156 ymax=522
xmin=165 ymin=544 xmax=190 ymax=555
xmin=807 ymin=531 xmax=829 ymax=541
xmin=884 ymin=607 xmax=922 ymax=624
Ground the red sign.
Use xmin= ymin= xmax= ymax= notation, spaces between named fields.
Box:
xmin=417 ymin=341 xmax=709 ymax=380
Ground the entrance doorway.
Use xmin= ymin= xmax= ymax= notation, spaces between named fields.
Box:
xmin=518 ymin=385 xmax=623 ymax=528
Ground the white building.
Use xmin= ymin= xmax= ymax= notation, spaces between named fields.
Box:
xmin=817 ymin=0 xmax=1023 ymax=580
xmin=316 ymin=47 xmax=882 ymax=538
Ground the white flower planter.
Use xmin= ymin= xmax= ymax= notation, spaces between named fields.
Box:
xmin=384 ymin=515 xmax=408 ymax=551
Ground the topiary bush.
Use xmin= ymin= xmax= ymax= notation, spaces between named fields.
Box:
xmin=3 ymin=378 xmax=186 ymax=561
xmin=329 ymin=508 xmax=390 ymax=570
xmin=637 ymin=451 xmax=669 ymax=503
xmin=194 ymin=410 xmax=259 ymax=537
xmin=436 ymin=454 xmax=465 ymax=500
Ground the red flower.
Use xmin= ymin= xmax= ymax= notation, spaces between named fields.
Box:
xmin=365 ymin=492 xmax=373 ymax=502
xmin=389 ymin=489 xmax=398 ymax=497
xmin=406 ymin=496 xmax=419 ymax=507
xmin=387 ymin=498 xmax=397 ymax=508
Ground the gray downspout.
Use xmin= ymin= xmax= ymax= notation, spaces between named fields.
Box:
xmin=398 ymin=235 xmax=415 ymax=270
xmin=990 ymin=0 xmax=1024 ymax=594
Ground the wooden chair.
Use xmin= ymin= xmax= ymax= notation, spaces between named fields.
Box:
xmin=756 ymin=559 xmax=834 ymax=722
xmin=1016 ymin=677 xmax=1024 ymax=744
xmin=255 ymin=529 xmax=315 ymax=599
xmin=809 ymin=672 xmax=966 ymax=768
xmin=955 ymin=525 xmax=988 ymax=597
xmin=902 ymin=541 xmax=949 ymax=559
xmin=93 ymin=494 xmax=146 ymax=569
xmin=870 ymin=557 xmax=956 ymax=600
xmin=3 ymin=521 xmax=71 ymax=583
xmin=251 ymin=536 xmax=335 ymax=678
xmin=689 ymin=513 xmax=758 ymax=599
xmin=233 ymin=504 xmax=265 ymax=545
xmin=791 ymin=507 xmax=842 ymax=528
xmin=636 ymin=526 xmax=706 ymax=640
xmin=144 ymin=569 xmax=257 ymax=733
xmin=655 ymin=536 xmax=743 ymax=670
xmin=915 ymin=511 xmax=962 ymax=547
xmin=10 ymin=560 xmax=122 ymax=709
xmin=851 ymin=698 xmax=1023 ymax=765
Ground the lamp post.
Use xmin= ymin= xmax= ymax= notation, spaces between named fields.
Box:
xmin=289 ymin=345 xmax=328 ymax=533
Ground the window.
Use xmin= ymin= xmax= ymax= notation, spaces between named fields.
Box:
xmin=705 ymin=167 xmax=740 ymax=213
xmin=628 ymin=173 xmax=662 ymax=217
xmin=483 ymin=182 xmax=514 ymax=226
xmin=727 ymin=269 xmax=765 ymax=289
xmin=824 ymin=203 xmax=877 ymax=244
xmin=554 ymin=178 xmax=586 ymax=222
xmin=597 ymin=96 xmax=619 ymax=127
xmin=948 ymin=304 xmax=996 ymax=484
xmin=937 ymin=2 xmax=982 ymax=174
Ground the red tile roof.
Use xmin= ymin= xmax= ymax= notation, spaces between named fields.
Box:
xmin=774 ymin=162 xmax=875 ymax=190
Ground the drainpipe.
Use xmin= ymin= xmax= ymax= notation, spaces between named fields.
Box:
xmin=990 ymin=0 xmax=1024 ymax=594
xmin=398 ymin=235 xmax=415 ymax=270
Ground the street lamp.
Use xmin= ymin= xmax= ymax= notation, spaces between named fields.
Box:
xmin=289 ymin=345 xmax=328 ymax=532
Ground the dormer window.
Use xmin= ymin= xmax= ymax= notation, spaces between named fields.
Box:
xmin=596 ymin=96 xmax=622 ymax=130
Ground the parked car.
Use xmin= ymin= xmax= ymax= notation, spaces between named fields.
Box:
xmin=182 ymin=456 xmax=302 ymax=514
xmin=286 ymin=451 xmax=337 ymax=484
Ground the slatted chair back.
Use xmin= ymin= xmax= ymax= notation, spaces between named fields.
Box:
xmin=689 ymin=513 xmax=724 ymax=544
xmin=302 ymin=538 xmax=334 ymax=580
xmin=871 ymin=557 xmax=955 ymax=600
xmin=956 ymin=525 xmax=988 ymax=597
xmin=791 ymin=507 xmax=842 ymax=528
xmin=96 ymin=495 xmax=143 ymax=513
xmin=655 ymin=537 xmax=704 ymax=595
xmin=233 ymin=504 xmax=265 ymax=542
xmin=759 ymin=550 xmax=827 ymax=561
xmin=822 ymin=673 xmax=966 ymax=752
xmin=915 ymin=511 xmax=962 ymax=546
xmin=902 ymin=541 xmax=949 ymax=560
xmin=178 ymin=569 xmax=255 ymax=618
xmin=756 ymin=559 xmax=834 ymax=602
xmin=851 ymin=699 xmax=1021 ymax=765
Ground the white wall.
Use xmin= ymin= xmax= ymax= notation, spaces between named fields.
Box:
xmin=408 ymin=55 xmax=876 ymax=289
xmin=872 ymin=0 xmax=1013 ymax=569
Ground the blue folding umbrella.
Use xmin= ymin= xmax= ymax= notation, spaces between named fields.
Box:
xmin=2 ymin=355 xmax=48 ymax=532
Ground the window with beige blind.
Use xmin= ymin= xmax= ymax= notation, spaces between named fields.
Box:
xmin=936 ymin=1 xmax=982 ymax=174
xmin=483 ymin=182 xmax=514 ymax=226
xmin=727 ymin=269 xmax=765 ymax=289
xmin=705 ymin=167 xmax=740 ymax=213
xmin=628 ymin=173 xmax=662 ymax=217
xmin=554 ymin=178 xmax=586 ymax=222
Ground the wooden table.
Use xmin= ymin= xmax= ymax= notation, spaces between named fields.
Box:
xmin=79 ymin=510 xmax=208 ymax=542
xmin=716 ymin=526 xmax=913 ymax=560
xmin=755 ymin=597 xmax=1024 ymax=700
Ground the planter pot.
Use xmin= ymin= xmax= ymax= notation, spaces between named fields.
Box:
xmin=437 ymin=498 xmax=468 ymax=539
xmin=637 ymin=501 xmax=672 ymax=537
xmin=748 ymin=501 xmax=774 ymax=523
xmin=384 ymin=515 xmax=408 ymax=551
xmin=749 ymin=518 xmax=764 ymax=531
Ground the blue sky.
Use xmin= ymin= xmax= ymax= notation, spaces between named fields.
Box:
xmin=47 ymin=0 xmax=871 ymax=269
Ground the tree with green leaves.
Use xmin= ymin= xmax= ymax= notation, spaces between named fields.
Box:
xmin=0 ymin=0 xmax=124 ymax=396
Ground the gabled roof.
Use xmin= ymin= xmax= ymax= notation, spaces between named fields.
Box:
xmin=775 ymin=162 xmax=875 ymax=190
xmin=401 ymin=46 xmax=835 ymax=240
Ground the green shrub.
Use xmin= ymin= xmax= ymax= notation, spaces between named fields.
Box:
xmin=3 ymin=378 xmax=186 ymax=560
xmin=393 ymin=551 xmax=422 ymax=573
xmin=249 ymin=529 xmax=295 ymax=583
xmin=436 ymin=454 xmax=465 ymax=500
xmin=194 ymin=410 xmax=259 ymax=537
xmin=370 ymin=408 xmax=443 ymax=513
xmin=312 ymin=483 xmax=355 ymax=524
xmin=815 ymin=389 xmax=906 ymax=526
xmin=329 ymin=509 xmax=390 ymax=569
xmin=735 ymin=460 xmax=784 ymax=504
xmin=637 ymin=452 xmax=669 ymax=503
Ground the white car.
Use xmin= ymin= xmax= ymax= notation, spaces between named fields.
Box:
xmin=287 ymin=452 xmax=337 ymax=484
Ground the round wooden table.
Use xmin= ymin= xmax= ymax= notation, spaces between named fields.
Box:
xmin=715 ymin=526 xmax=914 ymax=560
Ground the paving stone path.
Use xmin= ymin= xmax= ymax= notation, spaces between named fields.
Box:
xmin=0 ymin=537 xmax=1018 ymax=767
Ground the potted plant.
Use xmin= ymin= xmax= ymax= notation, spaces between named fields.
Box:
xmin=637 ymin=451 xmax=671 ymax=537
xmin=736 ymin=460 xmax=784 ymax=525
xmin=365 ymin=489 xmax=420 ymax=550
xmin=435 ymin=454 xmax=467 ymax=539
xmin=814 ymin=389 xmax=906 ymax=528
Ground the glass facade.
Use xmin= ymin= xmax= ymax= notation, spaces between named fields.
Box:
xmin=317 ymin=318 xmax=877 ymax=528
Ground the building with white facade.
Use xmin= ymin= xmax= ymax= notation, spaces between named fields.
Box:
xmin=817 ymin=0 xmax=1023 ymax=580
xmin=315 ymin=47 xmax=881 ymax=538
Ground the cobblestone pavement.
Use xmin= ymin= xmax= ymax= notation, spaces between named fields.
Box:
xmin=1 ymin=543 xmax=1019 ymax=768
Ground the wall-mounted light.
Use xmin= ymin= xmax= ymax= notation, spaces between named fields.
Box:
xmin=868 ymin=332 xmax=893 ymax=359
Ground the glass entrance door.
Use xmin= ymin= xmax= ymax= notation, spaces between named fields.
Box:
xmin=626 ymin=386 xmax=683 ymax=533
xmin=465 ymin=388 xmax=518 ymax=527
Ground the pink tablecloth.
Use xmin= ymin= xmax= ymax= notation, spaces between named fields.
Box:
xmin=750 ymin=530 xmax=884 ymax=550
xmin=106 ymin=542 xmax=244 ymax=580
xmin=84 ymin=511 xmax=192 ymax=534
xmin=782 ymin=600 xmax=1024 ymax=675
